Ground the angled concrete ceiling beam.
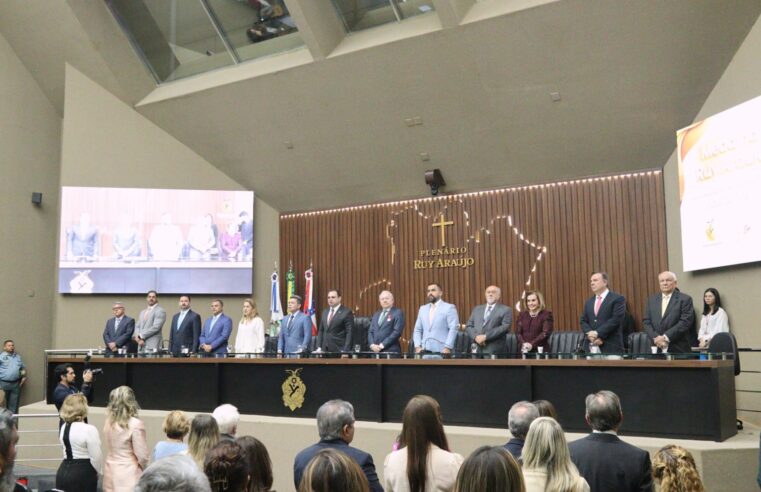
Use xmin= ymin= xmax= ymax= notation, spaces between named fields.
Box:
xmin=285 ymin=0 xmax=346 ymax=60
xmin=67 ymin=0 xmax=156 ymax=106
xmin=432 ymin=0 xmax=476 ymax=28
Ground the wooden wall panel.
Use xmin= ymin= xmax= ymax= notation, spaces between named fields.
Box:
xmin=280 ymin=171 xmax=668 ymax=348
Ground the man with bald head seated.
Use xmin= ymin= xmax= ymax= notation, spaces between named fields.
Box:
xmin=466 ymin=285 xmax=512 ymax=357
xmin=643 ymin=271 xmax=696 ymax=353
xmin=368 ymin=291 xmax=404 ymax=354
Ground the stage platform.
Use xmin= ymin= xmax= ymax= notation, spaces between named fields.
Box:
xmin=16 ymin=401 xmax=761 ymax=492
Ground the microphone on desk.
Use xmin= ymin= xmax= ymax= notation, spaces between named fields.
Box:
xmin=575 ymin=337 xmax=586 ymax=354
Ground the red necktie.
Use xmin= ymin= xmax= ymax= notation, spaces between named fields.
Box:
xmin=594 ymin=296 xmax=602 ymax=316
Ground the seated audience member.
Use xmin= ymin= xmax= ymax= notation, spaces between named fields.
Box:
xmin=453 ymin=446 xmax=524 ymax=492
xmin=299 ymin=448 xmax=370 ymax=492
xmin=112 ymin=215 xmax=141 ymax=259
xmin=152 ymin=410 xmax=191 ymax=462
xmin=515 ymin=291 xmax=553 ymax=353
xmin=522 ymin=417 xmax=589 ymax=492
xmin=188 ymin=414 xmax=220 ymax=468
xmin=236 ymin=436 xmax=273 ymax=492
xmin=188 ymin=214 xmax=217 ymax=260
xmin=294 ymin=400 xmax=382 ymax=492
xmin=135 ymin=454 xmax=211 ymax=492
xmin=56 ymin=394 xmax=102 ymax=492
xmin=148 ymin=213 xmax=184 ymax=261
xmin=384 ymin=395 xmax=464 ymax=492
xmin=652 ymin=445 xmax=704 ymax=492
xmin=504 ymin=401 xmax=539 ymax=461
xmin=532 ymin=399 xmax=558 ymax=420
xmin=568 ymin=391 xmax=653 ymax=492
xmin=103 ymin=386 xmax=150 ymax=491
xmin=204 ymin=440 xmax=250 ymax=492
xmin=212 ymin=404 xmax=240 ymax=441
xmin=220 ymin=222 xmax=243 ymax=260
xmin=697 ymin=288 xmax=730 ymax=348
xmin=66 ymin=212 xmax=99 ymax=260
xmin=0 ymin=408 xmax=25 ymax=492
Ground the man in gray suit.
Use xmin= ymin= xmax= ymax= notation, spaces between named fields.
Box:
xmin=133 ymin=290 xmax=167 ymax=352
xmin=465 ymin=285 xmax=512 ymax=356
xmin=642 ymin=271 xmax=696 ymax=353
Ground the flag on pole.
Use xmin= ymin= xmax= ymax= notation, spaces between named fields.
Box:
xmin=269 ymin=268 xmax=283 ymax=337
xmin=286 ymin=261 xmax=296 ymax=301
xmin=303 ymin=266 xmax=317 ymax=336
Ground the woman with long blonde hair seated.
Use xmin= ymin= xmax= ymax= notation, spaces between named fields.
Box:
xmin=103 ymin=386 xmax=149 ymax=492
xmin=521 ymin=417 xmax=589 ymax=492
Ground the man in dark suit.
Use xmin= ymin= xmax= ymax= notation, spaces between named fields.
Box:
xmin=368 ymin=290 xmax=404 ymax=353
xmin=315 ymin=289 xmax=354 ymax=354
xmin=643 ymin=271 xmax=696 ymax=353
xmin=503 ymin=401 xmax=539 ymax=461
xmin=580 ymin=272 xmax=626 ymax=353
xmin=102 ymin=301 xmax=134 ymax=356
xmin=465 ymin=285 xmax=513 ymax=356
xmin=569 ymin=390 xmax=653 ymax=492
xmin=199 ymin=299 xmax=233 ymax=356
xmin=293 ymin=399 xmax=383 ymax=492
xmin=168 ymin=295 xmax=202 ymax=356
xmin=278 ymin=295 xmax=313 ymax=355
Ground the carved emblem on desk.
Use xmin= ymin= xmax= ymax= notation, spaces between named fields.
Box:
xmin=282 ymin=368 xmax=306 ymax=411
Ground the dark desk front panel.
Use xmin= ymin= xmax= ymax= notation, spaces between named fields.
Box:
xmin=46 ymin=358 xmax=736 ymax=441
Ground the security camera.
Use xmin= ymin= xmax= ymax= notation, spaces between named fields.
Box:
xmin=424 ymin=169 xmax=446 ymax=196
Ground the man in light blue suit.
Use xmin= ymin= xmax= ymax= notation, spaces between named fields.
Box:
xmin=413 ymin=283 xmax=460 ymax=355
xmin=199 ymin=299 xmax=233 ymax=356
xmin=278 ymin=295 xmax=313 ymax=356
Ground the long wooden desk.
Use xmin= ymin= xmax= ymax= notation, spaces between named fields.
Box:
xmin=46 ymin=357 xmax=737 ymax=441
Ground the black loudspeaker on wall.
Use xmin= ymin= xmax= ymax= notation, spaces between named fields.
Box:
xmin=31 ymin=192 xmax=42 ymax=206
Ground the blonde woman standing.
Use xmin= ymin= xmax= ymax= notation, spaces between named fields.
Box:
xmin=234 ymin=299 xmax=265 ymax=355
xmin=103 ymin=386 xmax=149 ymax=492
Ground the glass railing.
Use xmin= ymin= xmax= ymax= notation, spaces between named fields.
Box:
xmin=330 ymin=0 xmax=435 ymax=32
xmin=105 ymin=0 xmax=304 ymax=83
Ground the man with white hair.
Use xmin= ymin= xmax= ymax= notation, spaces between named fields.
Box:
xmin=293 ymin=399 xmax=382 ymax=492
xmin=134 ymin=454 xmax=210 ymax=492
xmin=643 ymin=271 xmax=696 ymax=353
xmin=212 ymin=404 xmax=240 ymax=441
xmin=504 ymin=401 xmax=539 ymax=460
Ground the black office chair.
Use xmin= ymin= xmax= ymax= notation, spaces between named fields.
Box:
xmin=708 ymin=332 xmax=740 ymax=375
xmin=549 ymin=331 xmax=583 ymax=354
xmin=352 ymin=316 xmax=371 ymax=352
xmin=628 ymin=332 xmax=653 ymax=355
xmin=708 ymin=332 xmax=742 ymax=429
xmin=264 ymin=335 xmax=278 ymax=354
xmin=453 ymin=331 xmax=473 ymax=357
xmin=505 ymin=333 xmax=519 ymax=357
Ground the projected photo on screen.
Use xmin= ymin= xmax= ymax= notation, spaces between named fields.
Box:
xmin=58 ymin=187 xmax=254 ymax=294
xmin=677 ymin=95 xmax=761 ymax=272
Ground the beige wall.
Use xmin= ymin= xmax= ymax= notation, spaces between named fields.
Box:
xmin=662 ymin=16 xmax=761 ymax=424
xmin=55 ymin=64 xmax=279 ymax=351
xmin=0 ymin=32 xmax=61 ymax=407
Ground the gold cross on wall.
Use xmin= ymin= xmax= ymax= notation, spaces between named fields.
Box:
xmin=432 ymin=214 xmax=454 ymax=247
